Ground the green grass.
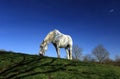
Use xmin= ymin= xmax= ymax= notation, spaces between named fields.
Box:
xmin=0 ymin=51 xmax=120 ymax=79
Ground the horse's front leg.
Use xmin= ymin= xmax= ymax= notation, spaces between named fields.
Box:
xmin=53 ymin=43 xmax=60 ymax=58
xmin=65 ymin=48 xmax=69 ymax=60
xmin=54 ymin=45 xmax=60 ymax=58
xmin=56 ymin=47 xmax=60 ymax=58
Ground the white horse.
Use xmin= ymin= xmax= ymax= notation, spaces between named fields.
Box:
xmin=39 ymin=29 xmax=73 ymax=60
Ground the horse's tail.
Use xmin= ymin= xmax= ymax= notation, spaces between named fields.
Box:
xmin=68 ymin=35 xmax=73 ymax=46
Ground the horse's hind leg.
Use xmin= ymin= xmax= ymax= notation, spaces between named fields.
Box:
xmin=69 ymin=46 xmax=72 ymax=60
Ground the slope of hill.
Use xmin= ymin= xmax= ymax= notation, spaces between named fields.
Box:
xmin=0 ymin=51 xmax=120 ymax=79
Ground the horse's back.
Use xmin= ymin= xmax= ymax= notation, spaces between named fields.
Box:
xmin=58 ymin=34 xmax=73 ymax=46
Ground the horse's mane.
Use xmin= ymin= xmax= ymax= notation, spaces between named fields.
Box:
xmin=44 ymin=29 xmax=60 ymax=43
xmin=54 ymin=29 xmax=61 ymax=34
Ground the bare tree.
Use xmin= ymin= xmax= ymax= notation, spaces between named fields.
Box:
xmin=92 ymin=44 xmax=109 ymax=63
xmin=72 ymin=45 xmax=82 ymax=61
xmin=115 ymin=55 xmax=120 ymax=62
xmin=114 ymin=55 xmax=120 ymax=66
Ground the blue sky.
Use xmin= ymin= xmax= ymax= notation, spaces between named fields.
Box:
xmin=0 ymin=0 xmax=120 ymax=58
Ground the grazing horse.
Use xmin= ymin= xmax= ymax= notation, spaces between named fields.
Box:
xmin=39 ymin=29 xmax=73 ymax=60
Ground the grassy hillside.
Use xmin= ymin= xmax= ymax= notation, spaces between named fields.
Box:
xmin=0 ymin=51 xmax=120 ymax=79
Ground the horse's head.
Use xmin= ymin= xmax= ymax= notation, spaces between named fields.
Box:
xmin=39 ymin=40 xmax=48 ymax=56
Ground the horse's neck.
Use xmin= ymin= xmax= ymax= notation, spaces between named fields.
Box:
xmin=44 ymin=32 xmax=54 ymax=44
xmin=44 ymin=38 xmax=51 ymax=45
xmin=44 ymin=30 xmax=62 ymax=44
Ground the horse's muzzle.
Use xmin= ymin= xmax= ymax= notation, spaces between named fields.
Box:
xmin=39 ymin=54 xmax=43 ymax=56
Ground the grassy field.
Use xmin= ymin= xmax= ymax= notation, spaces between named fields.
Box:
xmin=0 ymin=51 xmax=120 ymax=79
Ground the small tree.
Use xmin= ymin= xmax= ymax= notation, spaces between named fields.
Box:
xmin=72 ymin=45 xmax=82 ymax=61
xmin=92 ymin=44 xmax=109 ymax=63
xmin=83 ymin=54 xmax=95 ymax=62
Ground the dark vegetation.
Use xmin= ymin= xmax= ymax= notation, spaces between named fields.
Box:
xmin=0 ymin=51 xmax=120 ymax=79
xmin=73 ymin=44 xmax=120 ymax=66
